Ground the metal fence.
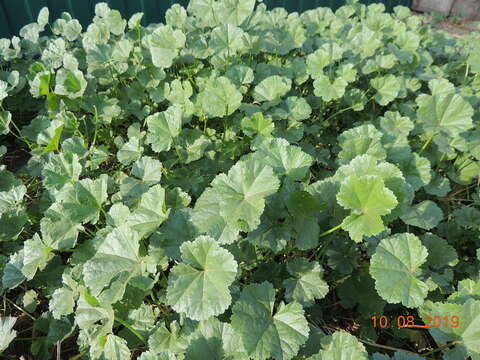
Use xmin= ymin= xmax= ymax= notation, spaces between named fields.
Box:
xmin=0 ymin=0 xmax=412 ymax=39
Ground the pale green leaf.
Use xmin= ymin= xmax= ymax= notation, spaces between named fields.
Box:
xmin=371 ymin=74 xmax=400 ymax=106
xmin=283 ymin=258 xmax=329 ymax=307
xmin=166 ymin=236 xmax=238 ymax=321
xmin=400 ymin=200 xmax=444 ymax=230
xmin=132 ymin=156 xmax=162 ymax=185
xmin=251 ymin=137 xmax=313 ymax=180
xmin=231 ymin=281 xmax=309 ymax=360
xmin=54 ymin=68 xmax=87 ymax=98
xmin=83 ymin=226 xmax=142 ymax=304
xmin=370 ymin=233 xmax=429 ymax=308
xmin=55 ymin=175 xmax=108 ymax=224
xmin=241 ymin=113 xmax=274 ymax=137
xmin=198 ymin=77 xmax=242 ymax=117
xmin=416 ymin=79 xmax=474 ymax=138
xmin=337 ymin=175 xmax=398 ymax=242
xmin=126 ymin=184 xmax=169 ymax=238
xmin=146 ymin=105 xmax=182 ymax=153
xmin=42 ymin=152 xmax=82 ymax=190
xmin=0 ymin=111 xmax=11 ymax=135
xmin=309 ymin=331 xmax=368 ymax=360
xmin=313 ymin=75 xmax=347 ymax=102
xmin=253 ymin=76 xmax=291 ymax=103
xmin=214 ymin=0 xmax=255 ymax=26
xmin=145 ymin=25 xmax=186 ymax=68
xmin=210 ymin=158 xmax=280 ymax=230
xmin=338 ymin=124 xmax=386 ymax=164
xmin=0 ymin=317 xmax=17 ymax=352
xmin=149 ymin=321 xmax=188 ymax=354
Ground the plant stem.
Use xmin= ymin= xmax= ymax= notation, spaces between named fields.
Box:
xmin=419 ymin=134 xmax=433 ymax=154
xmin=324 ymin=105 xmax=355 ymax=123
xmin=114 ymin=316 xmax=146 ymax=345
xmin=421 ymin=341 xmax=460 ymax=357
xmin=69 ymin=350 xmax=87 ymax=360
xmin=319 ymin=223 xmax=342 ymax=238
xmin=358 ymin=338 xmax=422 ymax=356
xmin=5 ymin=297 xmax=36 ymax=321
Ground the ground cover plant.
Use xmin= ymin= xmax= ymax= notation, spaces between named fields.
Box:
xmin=0 ymin=0 xmax=480 ymax=358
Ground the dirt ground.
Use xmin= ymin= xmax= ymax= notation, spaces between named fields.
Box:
xmin=414 ymin=11 xmax=480 ymax=37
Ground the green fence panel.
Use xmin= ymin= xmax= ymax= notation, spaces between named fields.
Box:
xmin=0 ymin=0 xmax=412 ymax=39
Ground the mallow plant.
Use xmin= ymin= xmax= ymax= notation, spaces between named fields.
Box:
xmin=0 ymin=0 xmax=480 ymax=359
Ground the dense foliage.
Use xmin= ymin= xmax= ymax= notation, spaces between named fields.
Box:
xmin=1 ymin=0 xmax=480 ymax=358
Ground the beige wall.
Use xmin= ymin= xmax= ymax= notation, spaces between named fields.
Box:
xmin=412 ymin=0 xmax=480 ymax=20
xmin=451 ymin=0 xmax=480 ymax=20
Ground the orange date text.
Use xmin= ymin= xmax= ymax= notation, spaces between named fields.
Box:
xmin=371 ymin=315 xmax=460 ymax=329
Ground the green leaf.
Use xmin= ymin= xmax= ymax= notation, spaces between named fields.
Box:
xmin=42 ymin=124 xmax=64 ymax=154
xmin=55 ymin=175 xmax=108 ymax=224
xmin=214 ymin=0 xmax=255 ymax=26
xmin=0 ymin=317 xmax=17 ymax=352
xmin=22 ymin=234 xmax=53 ymax=280
xmin=186 ymin=318 xmax=247 ymax=360
xmin=63 ymin=19 xmax=82 ymax=41
xmin=131 ymin=156 xmax=162 ymax=185
xmin=100 ymin=334 xmax=131 ymax=360
xmin=283 ymin=258 xmax=329 ymax=307
xmin=253 ymin=76 xmax=291 ymax=103
xmin=326 ymin=237 xmax=360 ymax=275
xmin=146 ymin=105 xmax=182 ymax=153
xmin=337 ymin=175 xmax=398 ymax=242
xmin=399 ymin=153 xmax=432 ymax=191
xmin=416 ymin=79 xmax=474 ymax=138
xmin=453 ymin=206 xmax=480 ymax=229
xmin=371 ymin=74 xmax=400 ymax=105
xmin=400 ymin=200 xmax=444 ymax=230
xmin=231 ymin=281 xmax=309 ymax=360
xmin=209 ymin=24 xmax=245 ymax=56
xmin=274 ymin=96 xmax=312 ymax=121
xmin=424 ymin=175 xmax=451 ymax=197
xmin=83 ymin=225 xmax=142 ymax=304
xmin=197 ymin=77 xmax=243 ymax=117
xmin=191 ymin=187 xmax=240 ymax=245
xmin=337 ymin=268 xmax=386 ymax=317
xmin=37 ymin=7 xmax=49 ymax=27
xmin=149 ymin=321 xmax=188 ymax=354
xmin=313 ymin=75 xmax=347 ymax=102
xmin=306 ymin=43 xmax=344 ymax=78
xmin=176 ymin=128 xmax=211 ymax=164
xmin=117 ymin=137 xmax=143 ymax=165
xmin=42 ymin=152 xmax=82 ymax=190
xmin=422 ymin=233 xmax=458 ymax=268
xmin=210 ymin=158 xmax=280 ymax=230
xmin=50 ymin=287 xmax=76 ymax=319
xmin=241 ymin=113 xmax=274 ymax=137
xmin=370 ymin=233 xmax=429 ymax=308
xmin=145 ymin=25 xmax=185 ymax=68
xmin=0 ymin=111 xmax=11 ymax=135
xmin=338 ymin=125 xmax=386 ymax=164
xmin=0 ymin=209 xmax=28 ymax=243
xmin=126 ymin=184 xmax=169 ymax=238
xmin=286 ymin=191 xmax=321 ymax=250
xmin=166 ymin=236 xmax=238 ymax=321
xmin=54 ymin=69 xmax=87 ymax=98
xmin=419 ymin=299 xmax=480 ymax=357
xmin=251 ymin=137 xmax=313 ymax=181
xmin=41 ymin=206 xmax=82 ymax=250
xmin=309 ymin=331 xmax=368 ymax=360
xmin=150 ymin=208 xmax=199 ymax=261
xmin=2 ymin=251 xmax=26 ymax=290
